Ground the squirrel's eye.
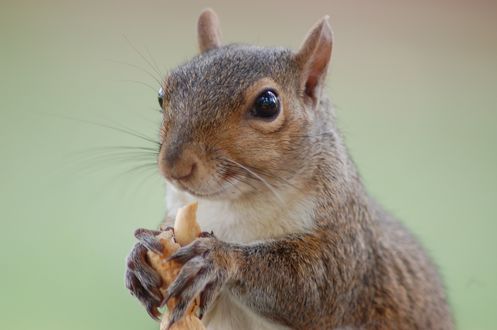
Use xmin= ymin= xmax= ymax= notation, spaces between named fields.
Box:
xmin=158 ymin=87 xmax=165 ymax=108
xmin=251 ymin=90 xmax=280 ymax=119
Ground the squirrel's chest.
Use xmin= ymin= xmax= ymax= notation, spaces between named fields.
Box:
xmin=164 ymin=183 xmax=310 ymax=329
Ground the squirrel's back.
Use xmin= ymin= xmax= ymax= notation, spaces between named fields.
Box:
xmin=364 ymin=201 xmax=453 ymax=329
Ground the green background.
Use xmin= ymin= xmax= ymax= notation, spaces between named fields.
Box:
xmin=1 ymin=1 xmax=496 ymax=329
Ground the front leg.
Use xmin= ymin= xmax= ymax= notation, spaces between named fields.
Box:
xmin=164 ymin=232 xmax=342 ymax=329
xmin=163 ymin=234 xmax=234 ymax=327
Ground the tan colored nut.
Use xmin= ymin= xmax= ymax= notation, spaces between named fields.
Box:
xmin=174 ymin=202 xmax=201 ymax=246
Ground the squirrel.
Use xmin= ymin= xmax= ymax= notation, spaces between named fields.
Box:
xmin=125 ymin=8 xmax=454 ymax=330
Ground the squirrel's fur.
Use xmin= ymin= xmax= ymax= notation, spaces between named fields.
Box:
xmin=126 ymin=9 xmax=453 ymax=330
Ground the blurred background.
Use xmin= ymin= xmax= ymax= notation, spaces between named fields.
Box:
xmin=1 ymin=0 xmax=496 ymax=329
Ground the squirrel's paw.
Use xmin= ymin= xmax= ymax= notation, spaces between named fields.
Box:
xmin=125 ymin=229 xmax=164 ymax=320
xmin=162 ymin=236 xmax=229 ymax=326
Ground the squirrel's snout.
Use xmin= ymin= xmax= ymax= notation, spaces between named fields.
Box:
xmin=160 ymin=147 xmax=199 ymax=183
xmin=170 ymin=162 xmax=196 ymax=181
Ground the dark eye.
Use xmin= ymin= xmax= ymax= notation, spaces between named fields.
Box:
xmin=251 ymin=90 xmax=280 ymax=119
xmin=158 ymin=87 xmax=165 ymax=108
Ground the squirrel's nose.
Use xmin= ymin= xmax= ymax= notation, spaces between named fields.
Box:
xmin=162 ymin=147 xmax=199 ymax=182
xmin=170 ymin=162 xmax=196 ymax=181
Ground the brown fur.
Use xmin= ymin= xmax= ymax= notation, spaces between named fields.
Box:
xmin=126 ymin=9 xmax=453 ymax=329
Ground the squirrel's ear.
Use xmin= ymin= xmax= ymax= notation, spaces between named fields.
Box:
xmin=197 ymin=8 xmax=222 ymax=53
xmin=295 ymin=16 xmax=333 ymax=103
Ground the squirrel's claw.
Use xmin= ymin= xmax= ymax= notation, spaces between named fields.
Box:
xmin=126 ymin=269 xmax=162 ymax=320
xmin=198 ymin=230 xmax=215 ymax=238
xmin=145 ymin=301 xmax=162 ymax=321
xmin=166 ymin=298 xmax=190 ymax=329
xmin=162 ymin=237 xmax=227 ymax=322
xmin=162 ymin=256 xmax=207 ymax=306
xmin=198 ymin=278 xmax=221 ymax=319
xmin=163 ymin=256 xmax=212 ymax=325
xmin=134 ymin=228 xmax=164 ymax=255
xmin=125 ymin=242 xmax=163 ymax=319
xmin=127 ymin=243 xmax=163 ymax=301
xmin=167 ymin=237 xmax=211 ymax=264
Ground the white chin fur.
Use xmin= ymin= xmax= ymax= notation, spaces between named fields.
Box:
xmin=164 ymin=181 xmax=315 ymax=243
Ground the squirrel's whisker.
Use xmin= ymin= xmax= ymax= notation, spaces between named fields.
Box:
xmin=220 ymin=164 xmax=260 ymax=192
xmin=111 ymin=163 xmax=159 ymax=181
xmin=133 ymin=167 xmax=162 ymax=193
xmin=218 ymin=166 xmax=253 ymax=193
xmin=122 ymin=34 xmax=164 ymax=80
xmin=80 ymin=145 xmax=159 ymax=153
xmin=75 ymin=150 xmax=158 ymax=158
xmin=78 ymin=155 xmax=158 ymax=166
xmin=251 ymin=166 xmax=304 ymax=194
xmin=144 ymin=45 xmax=165 ymax=79
xmin=118 ymin=79 xmax=160 ymax=93
xmin=106 ymin=58 xmax=162 ymax=87
xmin=47 ymin=113 xmax=161 ymax=146
xmin=221 ymin=157 xmax=284 ymax=204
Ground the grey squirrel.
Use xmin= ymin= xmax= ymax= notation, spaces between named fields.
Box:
xmin=125 ymin=9 xmax=454 ymax=330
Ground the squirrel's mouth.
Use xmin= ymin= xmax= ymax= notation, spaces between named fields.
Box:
xmin=174 ymin=181 xmax=229 ymax=200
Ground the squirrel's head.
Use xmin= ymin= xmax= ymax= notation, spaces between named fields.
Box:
xmin=158 ymin=9 xmax=333 ymax=200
